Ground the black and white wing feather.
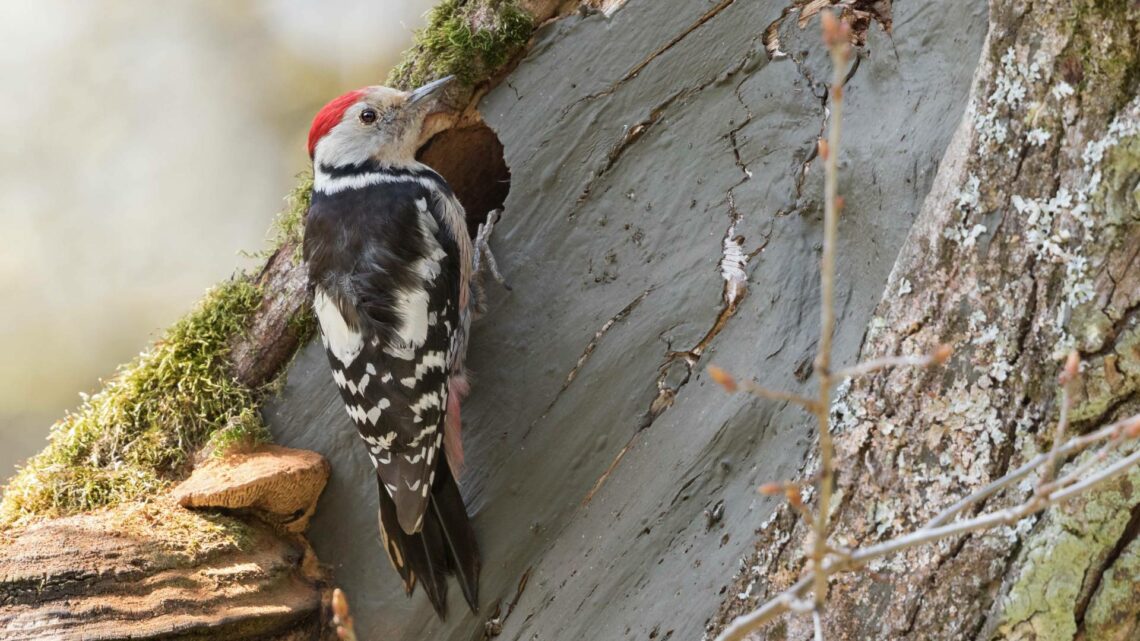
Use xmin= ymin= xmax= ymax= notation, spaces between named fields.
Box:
xmin=305 ymin=168 xmax=460 ymax=535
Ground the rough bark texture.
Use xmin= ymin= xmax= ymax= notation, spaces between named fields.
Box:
xmin=230 ymin=244 xmax=312 ymax=390
xmin=712 ymin=2 xmax=1140 ymax=640
xmin=264 ymin=0 xmax=989 ymax=639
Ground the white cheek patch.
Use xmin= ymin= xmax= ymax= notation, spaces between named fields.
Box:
xmin=314 ymin=287 xmax=363 ymax=366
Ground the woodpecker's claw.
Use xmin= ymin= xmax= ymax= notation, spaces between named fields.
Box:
xmin=474 ymin=209 xmax=511 ymax=291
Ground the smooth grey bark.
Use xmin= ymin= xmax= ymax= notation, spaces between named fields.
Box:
xmin=713 ymin=2 xmax=1140 ymax=640
xmin=265 ymin=1 xmax=988 ymax=639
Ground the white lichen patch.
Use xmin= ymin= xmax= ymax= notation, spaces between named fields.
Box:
xmin=1027 ymin=128 xmax=1051 ymax=146
xmin=988 ymin=347 xmax=1013 ymax=383
xmin=921 ymin=379 xmax=1008 ymax=495
xmin=957 ymin=173 xmax=982 ymax=211
xmin=1013 ymin=100 xmax=1140 ymax=357
xmin=1050 ymin=81 xmax=1074 ymax=101
xmin=971 ymin=48 xmax=1048 ymax=148
xmin=944 ymin=173 xmax=987 ymax=248
xmin=943 ymin=222 xmax=987 ymax=248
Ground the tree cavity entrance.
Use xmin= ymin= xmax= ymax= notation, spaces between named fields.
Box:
xmin=417 ymin=122 xmax=510 ymax=237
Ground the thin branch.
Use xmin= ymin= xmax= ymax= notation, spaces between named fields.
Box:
xmin=760 ymin=482 xmax=817 ymax=528
xmin=806 ymin=10 xmax=851 ymax=612
xmin=1043 ymin=351 xmax=1080 ymax=487
xmin=1044 ymin=443 xmax=1113 ymax=495
xmin=815 ymin=1 xmax=844 ymax=382
xmin=929 ymin=413 xmax=1139 ymax=527
xmin=715 ymin=412 xmax=1140 ymax=641
xmin=707 ymin=365 xmax=821 ymax=411
xmin=741 ymin=380 xmax=823 ymax=412
xmin=1049 ymin=446 xmax=1140 ymax=503
xmin=833 ymin=345 xmax=952 ymax=380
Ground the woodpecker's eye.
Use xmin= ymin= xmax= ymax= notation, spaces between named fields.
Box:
xmin=359 ymin=108 xmax=378 ymax=125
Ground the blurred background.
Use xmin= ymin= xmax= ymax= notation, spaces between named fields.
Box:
xmin=0 ymin=0 xmax=434 ymax=481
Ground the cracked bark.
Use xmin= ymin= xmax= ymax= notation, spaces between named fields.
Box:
xmin=263 ymin=0 xmax=995 ymax=639
xmin=711 ymin=2 xmax=1140 ymax=640
xmin=555 ymin=0 xmax=741 ymax=121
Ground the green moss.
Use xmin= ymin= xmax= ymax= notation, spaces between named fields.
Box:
xmin=993 ymin=446 xmax=1140 ymax=640
xmin=1071 ymin=324 xmax=1140 ymax=424
xmin=0 ymin=278 xmax=265 ymax=527
xmin=1082 ymin=532 xmax=1140 ymax=640
xmin=106 ymin=499 xmax=257 ymax=560
xmin=387 ymin=0 xmax=534 ymax=90
xmin=1068 ymin=131 xmax=1140 ymax=424
xmin=272 ymin=171 xmax=312 ymax=261
xmin=204 ymin=405 xmax=272 ymax=458
xmin=286 ymin=305 xmax=318 ymax=348
xmin=1065 ymin=1 xmax=1140 ymax=118
xmin=0 ymin=159 xmax=320 ymax=530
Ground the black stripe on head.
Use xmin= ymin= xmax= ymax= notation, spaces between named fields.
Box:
xmin=317 ymin=162 xmax=454 ymax=196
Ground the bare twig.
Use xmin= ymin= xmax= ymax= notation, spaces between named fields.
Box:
xmin=743 ymin=380 xmax=823 ymax=412
xmin=708 ymin=365 xmax=821 ymax=412
xmin=1049 ymin=445 xmax=1140 ymax=503
xmin=1043 ymin=351 xmax=1080 ymax=487
xmin=761 ymin=482 xmax=816 ymax=527
xmin=715 ymin=413 xmax=1140 ymax=641
xmin=929 ymin=413 xmax=1140 ymax=527
xmin=833 ymin=344 xmax=952 ymax=380
xmin=1045 ymin=443 xmax=1113 ymax=495
xmin=807 ymin=9 xmax=851 ymax=611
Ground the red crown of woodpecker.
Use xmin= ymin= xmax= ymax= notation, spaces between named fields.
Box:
xmin=307 ymin=89 xmax=366 ymax=158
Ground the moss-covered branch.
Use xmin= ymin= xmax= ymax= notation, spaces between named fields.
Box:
xmin=387 ymin=0 xmax=534 ymax=90
xmin=0 ymin=279 xmax=265 ymax=526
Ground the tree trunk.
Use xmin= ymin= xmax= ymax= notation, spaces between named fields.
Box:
xmin=711 ymin=2 xmax=1140 ymax=640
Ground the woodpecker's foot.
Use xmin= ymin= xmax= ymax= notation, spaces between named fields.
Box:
xmin=474 ymin=209 xmax=511 ymax=291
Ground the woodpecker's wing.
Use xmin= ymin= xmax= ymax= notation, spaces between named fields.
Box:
xmin=306 ymin=170 xmax=465 ymax=535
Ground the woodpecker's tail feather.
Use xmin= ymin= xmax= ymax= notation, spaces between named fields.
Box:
xmin=431 ymin=460 xmax=480 ymax=611
xmin=377 ymin=463 xmax=480 ymax=618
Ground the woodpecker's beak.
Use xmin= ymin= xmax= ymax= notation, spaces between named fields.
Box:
xmin=407 ymin=75 xmax=455 ymax=106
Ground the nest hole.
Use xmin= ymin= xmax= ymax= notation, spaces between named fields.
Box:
xmin=417 ymin=122 xmax=511 ymax=236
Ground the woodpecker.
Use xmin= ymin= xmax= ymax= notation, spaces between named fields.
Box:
xmin=302 ymin=76 xmax=492 ymax=617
